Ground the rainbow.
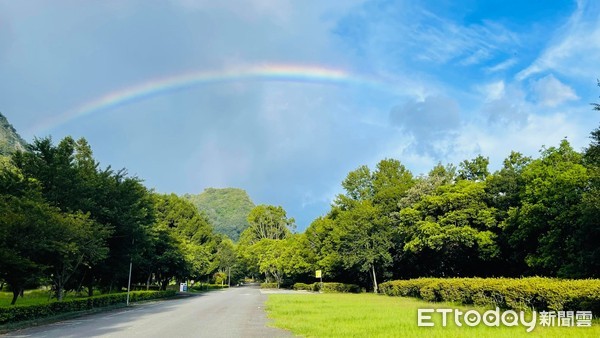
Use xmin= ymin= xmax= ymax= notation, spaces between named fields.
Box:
xmin=31 ymin=64 xmax=395 ymax=134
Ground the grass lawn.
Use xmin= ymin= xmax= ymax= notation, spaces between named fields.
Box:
xmin=266 ymin=293 xmax=600 ymax=338
xmin=0 ymin=289 xmax=82 ymax=307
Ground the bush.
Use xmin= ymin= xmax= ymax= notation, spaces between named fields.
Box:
xmin=0 ymin=290 xmax=176 ymax=324
xmin=320 ymin=283 xmax=361 ymax=293
xmin=293 ymin=283 xmax=318 ymax=291
xmin=380 ymin=278 xmax=600 ymax=315
xmin=190 ymin=284 xmax=227 ymax=291
xmin=260 ymin=283 xmax=279 ymax=289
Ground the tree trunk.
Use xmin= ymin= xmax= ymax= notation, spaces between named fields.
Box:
xmin=371 ymin=264 xmax=378 ymax=294
xmin=146 ymin=273 xmax=152 ymax=291
xmin=10 ymin=288 xmax=20 ymax=305
xmin=57 ymin=285 xmax=64 ymax=301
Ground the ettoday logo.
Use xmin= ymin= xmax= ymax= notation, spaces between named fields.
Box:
xmin=418 ymin=308 xmax=594 ymax=332
xmin=418 ymin=308 xmax=537 ymax=332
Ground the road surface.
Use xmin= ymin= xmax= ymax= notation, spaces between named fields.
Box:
xmin=4 ymin=285 xmax=293 ymax=338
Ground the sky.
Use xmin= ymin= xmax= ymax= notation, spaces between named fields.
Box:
xmin=1 ymin=0 xmax=600 ymax=231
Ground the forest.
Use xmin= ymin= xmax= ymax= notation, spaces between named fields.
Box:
xmin=0 ymin=109 xmax=599 ymax=305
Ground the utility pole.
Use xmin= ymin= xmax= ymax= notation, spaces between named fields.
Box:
xmin=126 ymin=259 xmax=133 ymax=306
xmin=126 ymin=238 xmax=134 ymax=306
xmin=228 ymin=267 xmax=231 ymax=287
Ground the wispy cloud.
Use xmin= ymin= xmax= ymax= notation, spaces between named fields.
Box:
xmin=486 ymin=58 xmax=518 ymax=73
xmin=531 ymin=74 xmax=579 ymax=107
xmin=516 ymin=0 xmax=600 ymax=81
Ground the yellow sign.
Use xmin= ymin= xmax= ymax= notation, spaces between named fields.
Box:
xmin=316 ymin=270 xmax=322 ymax=278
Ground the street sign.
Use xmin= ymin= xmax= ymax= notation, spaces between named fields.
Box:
xmin=316 ymin=270 xmax=322 ymax=278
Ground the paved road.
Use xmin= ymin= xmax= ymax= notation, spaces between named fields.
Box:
xmin=4 ymin=285 xmax=293 ymax=338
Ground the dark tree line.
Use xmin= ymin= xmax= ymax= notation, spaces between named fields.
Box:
xmin=0 ymin=137 xmax=228 ymax=305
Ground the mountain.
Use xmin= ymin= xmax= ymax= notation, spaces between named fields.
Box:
xmin=0 ymin=113 xmax=27 ymax=156
xmin=183 ymin=188 xmax=255 ymax=242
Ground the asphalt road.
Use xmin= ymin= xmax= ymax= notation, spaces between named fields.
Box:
xmin=4 ymin=285 xmax=293 ymax=338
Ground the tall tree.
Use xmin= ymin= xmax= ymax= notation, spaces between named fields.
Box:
xmin=396 ymin=179 xmax=500 ymax=277
xmin=504 ymin=140 xmax=590 ymax=277
xmin=239 ymin=205 xmax=295 ymax=244
xmin=458 ymin=155 xmax=490 ymax=181
xmin=335 ymin=200 xmax=392 ymax=293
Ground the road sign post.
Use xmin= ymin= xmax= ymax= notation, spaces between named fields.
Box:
xmin=316 ymin=270 xmax=323 ymax=292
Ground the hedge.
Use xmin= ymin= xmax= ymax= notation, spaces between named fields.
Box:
xmin=379 ymin=278 xmax=600 ymax=315
xmin=0 ymin=290 xmax=176 ymax=324
xmin=293 ymin=283 xmax=318 ymax=291
xmin=190 ymin=284 xmax=228 ymax=291
xmin=292 ymin=282 xmax=361 ymax=293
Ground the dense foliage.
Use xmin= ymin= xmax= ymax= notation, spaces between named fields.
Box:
xmin=0 ymin=136 xmax=234 ymax=305
xmin=229 ymin=122 xmax=600 ymax=292
xmin=184 ymin=188 xmax=255 ymax=242
xmin=293 ymin=124 xmax=600 ymax=292
xmin=0 ymin=113 xmax=27 ymax=156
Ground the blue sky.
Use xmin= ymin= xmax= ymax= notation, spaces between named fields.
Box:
xmin=1 ymin=0 xmax=599 ymax=231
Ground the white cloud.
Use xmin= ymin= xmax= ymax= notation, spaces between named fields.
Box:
xmin=516 ymin=0 xmax=600 ymax=81
xmin=479 ymin=81 xmax=505 ymax=102
xmin=486 ymin=58 xmax=517 ymax=73
xmin=531 ymin=74 xmax=579 ymax=107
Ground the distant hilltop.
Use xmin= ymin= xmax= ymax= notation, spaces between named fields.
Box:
xmin=0 ymin=112 xmax=28 ymax=156
xmin=183 ymin=187 xmax=255 ymax=242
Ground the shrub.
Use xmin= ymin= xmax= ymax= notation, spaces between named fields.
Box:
xmin=319 ymin=283 xmax=361 ymax=293
xmin=0 ymin=290 xmax=176 ymax=324
xmin=379 ymin=278 xmax=600 ymax=315
xmin=260 ymin=283 xmax=279 ymax=289
xmin=190 ymin=284 xmax=227 ymax=291
xmin=293 ymin=283 xmax=318 ymax=291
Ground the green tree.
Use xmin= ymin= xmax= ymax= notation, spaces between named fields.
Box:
xmin=0 ymin=193 xmax=57 ymax=305
xmin=335 ymin=200 xmax=392 ymax=293
xmin=46 ymin=212 xmax=110 ymax=301
xmin=239 ymin=205 xmax=295 ymax=244
xmin=504 ymin=140 xmax=589 ymax=277
xmin=213 ymin=238 xmax=237 ymax=285
xmin=396 ymin=180 xmax=500 ymax=276
xmin=305 ymin=216 xmax=342 ymax=279
xmin=458 ymin=155 xmax=490 ymax=181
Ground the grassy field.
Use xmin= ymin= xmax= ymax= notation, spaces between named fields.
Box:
xmin=266 ymin=293 xmax=600 ymax=338
xmin=0 ymin=289 xmax=90 ymax=307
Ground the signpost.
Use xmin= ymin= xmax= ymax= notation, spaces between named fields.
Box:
xmin=316 ymin=270 xmax=323 ymax=292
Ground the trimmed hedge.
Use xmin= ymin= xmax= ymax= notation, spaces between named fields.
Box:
xmin=320 ymin=282 xmax=361 ymax=293
xmin=190 ymin=284 xmax=227 ymax=291
xmin=0 ymin=290 xmax=176 ymax=324
xmin=293 ymin=283 xmax=318 ymax=291
xmin=292 ymin=282 xmax=361 ymax=293
xmin=379 ymin=278 xmax=600 ymax=315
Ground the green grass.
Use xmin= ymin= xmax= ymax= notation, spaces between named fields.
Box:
xmin=0 ymin=290 xmax=80 ymax=307
xmin=0 ymin=289 xmax=121 ymax=307
xmin=266 ymin=293 xmax=600 ymax=338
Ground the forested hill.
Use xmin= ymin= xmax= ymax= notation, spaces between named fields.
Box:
xmin=183 ymin=188 xmax=255 ymax=242
xmin=0 ymin=113 xmax=27 ymax=155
